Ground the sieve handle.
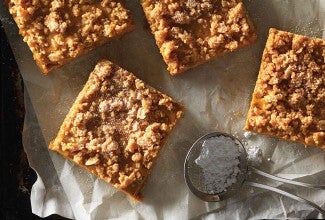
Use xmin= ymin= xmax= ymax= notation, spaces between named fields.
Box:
xmin=249 ymin=166 xmax=325 ymax=190
xmin=244 ymin=181 xmax=325 ymax=215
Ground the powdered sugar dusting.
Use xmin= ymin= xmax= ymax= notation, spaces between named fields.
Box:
xmin=246 ymin=145 xmax=263 ymax=166
xmin=242 ymin=131 xmax=263 ymax=166
xmin=195 ymin=136 xmax=241 ymax=194
xmin=243 ymin=131 xmax=252 ymax=139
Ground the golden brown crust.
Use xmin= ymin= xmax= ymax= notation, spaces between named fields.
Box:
xmin=141 ymin=0 xmax=257 ymax=75
xmin=7 ymin=0 xmax=134 ymax=74
xmin=49 ymin=60 xmax=184 ymax=200
xmin=245 ymin=28 xmax=325 ymax=150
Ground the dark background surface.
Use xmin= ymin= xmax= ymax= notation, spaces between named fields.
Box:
xmin=0 ymin=21 xmax=68 ymax=220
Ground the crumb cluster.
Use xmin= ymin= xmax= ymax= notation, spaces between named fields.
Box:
xmin=7 ymin=0 xmax=134 ymax=73
xmin=49 ymin=60 xmax=184 ymax=199
xmin=245 ymin=28 xmax=325 ymax=150
xmin=141 ymin=0 xmax=257 ymax=75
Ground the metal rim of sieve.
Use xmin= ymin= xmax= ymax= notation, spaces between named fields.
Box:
xmin=184 ymin=132 xmax=248 ymax=202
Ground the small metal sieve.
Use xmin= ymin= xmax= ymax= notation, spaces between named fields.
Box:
xmin=184 ymin=132 xmax=325 ymax=215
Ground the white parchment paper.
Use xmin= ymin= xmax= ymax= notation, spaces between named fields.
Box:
xmin=1 ymin=0 xmax=325 ymax=219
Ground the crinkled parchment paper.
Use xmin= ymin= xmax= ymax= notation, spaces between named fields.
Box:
xmin=1 ymin=0 xmax=324 ymax=219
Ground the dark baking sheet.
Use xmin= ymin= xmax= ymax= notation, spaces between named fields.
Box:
xmin=0 ymin=20 xmax=68 ymax=220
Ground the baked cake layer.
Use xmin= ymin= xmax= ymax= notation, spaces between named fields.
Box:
xmin=141 ymin=0 xmax=257 ymax=75
xmin=6 ymin=0 xmax=134 ymax=74
xmin=49 ymin=60 xmax=184 ymax=200
xmin=245 ymin=28 xmax=325 ymax=150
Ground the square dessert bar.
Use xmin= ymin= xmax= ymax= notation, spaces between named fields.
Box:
xmin=49 ymin=60 xmax=184 ymax=200
xmin=245 ymin=28 xmax=325 ymax=150
xmin=141 ymin=0 xmax=257 ymax=75
xmin=6 ymin=0 xmax=134 ymax=74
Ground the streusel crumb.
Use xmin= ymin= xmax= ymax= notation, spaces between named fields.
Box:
xmin=49 ymin=60 xmax=184 ymax=200
xmin=245 ymin=28 xmax=325 ymax=150
xmin=6 ymin=0 xmax=134 ymax=74
xmin=141 ymin=0 xmax=257 ymax=75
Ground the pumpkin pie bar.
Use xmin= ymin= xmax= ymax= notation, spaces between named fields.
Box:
xmin=6 ymin=0 xmax=134 ymax=74
xmin=140 ymin=0 xmax=257 ymax=75
xmin=49 ymin=60 xmax=184 ymax=200
xmin=245 ymin=28 xmax=325 ymax=150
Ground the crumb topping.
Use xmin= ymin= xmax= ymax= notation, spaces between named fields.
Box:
xmin=7 ymin=0 xmax=134 ymax=73
xmin=49 ymin=60 xmax=184 ymax=197
xmin=245 ymin=28 xmax=325 ymax=149
xmin=141 ymin=0 xmax=257 ymax=74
